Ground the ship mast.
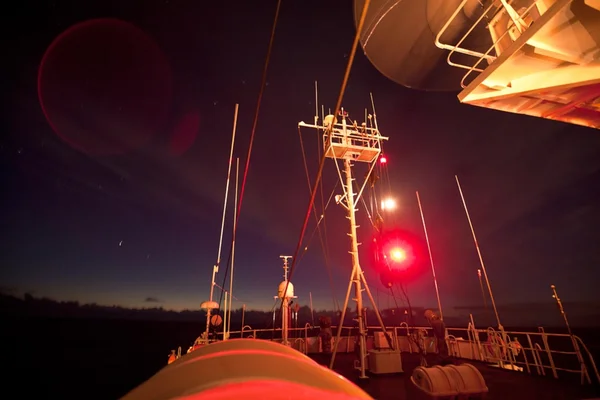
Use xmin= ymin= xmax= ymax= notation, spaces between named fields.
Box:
xmin=275 ymin=255 xmax=296 ymax=346
xmin=200 ymin=104 xmax=239 ymax=344
xmin=299 ymin=102 xmax=392 ymax=378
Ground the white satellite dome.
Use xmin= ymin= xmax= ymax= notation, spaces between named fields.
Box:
xmin=323 ymin=114 xmax=338 ymax=127
xmin=277 ymin=280 xmax=294 ymax=299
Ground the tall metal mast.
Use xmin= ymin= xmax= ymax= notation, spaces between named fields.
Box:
xmin=299 ymin=103 xmax=392 ymax=378
xmin=276 ymin=255 xmax=296 ymax=346
xmin=201 ymin=104 xmax=239 ymax=343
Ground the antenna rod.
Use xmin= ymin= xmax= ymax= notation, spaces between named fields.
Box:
xmin=478 ymin=269 xmax=488 ymax=309
xmin=280 ymin=255 xmax=292 ymax=281
xmin=416 ymin=191 xmax=443 ymax=319
xmin=223 ymin=291 xmax=228 ymax=340
xmin=551 ymin=284 xmax=591 ymax=383
xmin=370 ymin=92 xmax=379 ymax=132
xmin=455 ymin=175 xmax=503 ymax=330
xmin=314 ymin=81 xmax=319 ymax=124
xmin=205 ymin=103 xmax=239 ymax=342
xmin=551 ymin=285 xmax=574 ymax=336
xmin=309 ymin=291 xmax=315 ymax=327
xmin=241 ymin=303 xmax=246 ymax=333
xmin=227 ymin=157 xmax=240 ymax=338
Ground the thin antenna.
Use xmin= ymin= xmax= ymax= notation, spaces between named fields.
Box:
xmin=478 ymin=269 xmax=488 ymax=309
xmin=551 ymin=284 xmax=590 ymax=383
xmin=321 ymin=105 xmax=325 ymax=122
xmin=280 ymin=255 xmax=292 ymax=280
xmin=227 ymin=157 xmax=240 ymax=338
xmin=416 ymin=191 xmax=443 ymax=319
xmin=455 ymin=175 xmax=503 ymax=330
xmin=370 ymin=92 xmax=380 ymax=132
xmin=309 ymin=291 xmax=315 ymax=327
xmin=314 ymin=81 xmax=319 ymax=125
xmin=205 ymin=103 xmax=239 ymax=342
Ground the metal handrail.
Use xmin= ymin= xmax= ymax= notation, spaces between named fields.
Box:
xmin=460 ymin=0 xmax=542 ymax=88
xmin=210 ymin=322 xmax=598 ymax=385
xmin=433 ymin=0 xmax=552 ymax=88
xmin=434 ymin=0 xmax=497 ymax=62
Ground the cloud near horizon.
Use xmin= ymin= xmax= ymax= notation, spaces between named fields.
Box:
xmin=144 ymin=297 xmax=162 ymax=303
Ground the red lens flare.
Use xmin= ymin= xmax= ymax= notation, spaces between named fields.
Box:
xmin=38 ymin=18 xmax=173 ymax=155
xmin=370 ymin=228 xmax=427 ymax=286
xmin=389 ymin=247 xmax=406 ymax=263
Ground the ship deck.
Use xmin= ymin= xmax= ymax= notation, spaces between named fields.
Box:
xmin=309 ymin=352 xmax=600 ymax=400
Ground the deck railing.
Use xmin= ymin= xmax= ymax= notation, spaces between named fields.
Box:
xmin=205 ymin=322 xmax=599 ymax=385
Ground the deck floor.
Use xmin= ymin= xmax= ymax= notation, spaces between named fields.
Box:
xmin=309 ymin=353 xmax=600 ymax=400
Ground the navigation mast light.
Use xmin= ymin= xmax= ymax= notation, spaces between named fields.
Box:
xmin=389 ymin=247 xmax=406 ymax=263
xmin=381 ymin=198 xmax=396 ymax=211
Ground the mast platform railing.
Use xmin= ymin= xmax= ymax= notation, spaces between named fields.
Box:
xmin=298 ymin=120 xmax=388 ymax=164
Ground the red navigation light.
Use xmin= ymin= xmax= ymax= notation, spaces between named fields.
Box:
xmin=389 ymin=247 xmax=406 ymax=262
xmin=370 ymin=228 xmax=427 ymax=286
xmin=380 ymin=155 xmax=387 ymax=164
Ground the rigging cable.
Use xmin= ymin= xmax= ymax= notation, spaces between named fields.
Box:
xmin=316 ymin=121 xmax=337 ymax=311
xmin=316 ymin=125 xmax=333 ymax=307
xmin=236 ymin=0 xmax=282 ymax=221
xmin=295 ymin=182 xmax=339 ymax=267
xmin=216 ymin=0 xmax=282 ymax=310
xmin=298 ymin=126 xmax=340 ymax=311
xmin=281 ymin=0 xmax=372 ymax=311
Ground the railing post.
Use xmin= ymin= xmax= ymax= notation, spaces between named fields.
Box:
xmin=539 ymin=327 xmax=558 ymax=379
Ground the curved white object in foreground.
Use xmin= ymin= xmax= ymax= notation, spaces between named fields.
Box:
xmin=122 ymin=339 xmax=373 ymax=400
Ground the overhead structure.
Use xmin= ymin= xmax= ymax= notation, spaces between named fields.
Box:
xmin=355 ymin=0 xmax=600 ymax=129
xmin=354 ymin=0 xmax=493 ymax=91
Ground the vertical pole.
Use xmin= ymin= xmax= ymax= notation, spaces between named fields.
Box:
xmin=228 ymin=158 xmax=240 ymax=337
xmin=314 ymin=81 xmax=319 ymax=124
xmin=478 ymin=269 xmax=488 ymax=309
xmin=455 ymin=175 xmax=503 ymax=331
xmin=282 ymin=297 xmax=289 ymax=345
xmin=345 ymin=157 xmax=367 ymax=378
xmin=241 ymin=303 xmax=246 ymax=337
xmin=309 ymin=291 xmax=315 ymax=327
xmin=416 ymin=191 xmax=444 ymax=319
xmin=205 ymin=104 xmax=239 ymax=342
xmin=551 ymin=285 xmax=590 ymax=384
xmin=223 ymin=291 xmax=228 ymax=341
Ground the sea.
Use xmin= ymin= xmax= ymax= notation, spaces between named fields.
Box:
xmin=3 ymin=316 xmax=599 ymax=399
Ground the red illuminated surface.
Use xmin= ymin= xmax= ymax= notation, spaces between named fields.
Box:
xmin=38 ymin=18 xmax=173 ymax=155
xmin=181 ymin=380 xmax=367 ymax=400
xmin=379 ymin=155 xmax=387 ymax=164
xmin=134 ymin=345 xmax=372 ymax=400
xmin=168 ymin=110 xmax=200 ymax=156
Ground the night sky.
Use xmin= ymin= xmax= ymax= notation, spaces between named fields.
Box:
xmin=3 ymin=0 xmax=600 ymax=316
